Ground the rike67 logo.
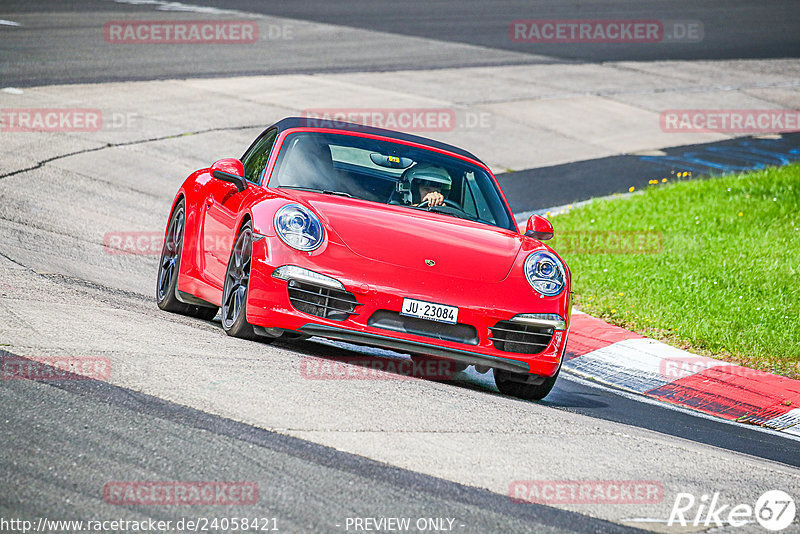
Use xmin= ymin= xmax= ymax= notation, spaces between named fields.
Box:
xmin=668 ymin=490 xmax=796 ymax=531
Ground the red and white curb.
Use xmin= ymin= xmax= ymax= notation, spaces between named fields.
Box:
xmin=564 ymin=310 xmax=800 ymax=436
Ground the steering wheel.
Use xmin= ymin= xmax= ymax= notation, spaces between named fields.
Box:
xmin=416 ymin=198 xmax=463 ymax=210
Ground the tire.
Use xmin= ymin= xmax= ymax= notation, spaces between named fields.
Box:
xmin=495 ymin=367 xmax=560 ymax=401
xmin=156 ymin=200 xmax=219 ymax=320
xmin=221 ymin=221 xmax=259 ymax=340
xmin=190 ymin=305 xmax=219 ymax=321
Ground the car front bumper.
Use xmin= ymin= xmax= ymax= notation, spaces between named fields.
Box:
xmin=246 ymin=238 xmax=571 ymax=377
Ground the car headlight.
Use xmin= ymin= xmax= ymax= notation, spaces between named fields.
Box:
xmin=274 ymin=204 xmax=325 ymax=251
xmin=524 ymin=251 xmax=566 ymax=296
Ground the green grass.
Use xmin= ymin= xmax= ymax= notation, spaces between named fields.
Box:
xmin=549 ymin=164 xmax=800 ymax=378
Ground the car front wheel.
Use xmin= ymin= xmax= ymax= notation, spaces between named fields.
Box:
xmin=494 ymin=367 xmax=560 ymax=401
xmin=221 ymin=221 xmax=259 ymax=340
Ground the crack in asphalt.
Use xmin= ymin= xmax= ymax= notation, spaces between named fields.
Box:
xmin=0 ymin=123 xmax=266 ymax=180
xmin=0 ymin=249 xmax=28 ymax=269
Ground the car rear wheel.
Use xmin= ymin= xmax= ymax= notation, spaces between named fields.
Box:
xmin=156 ymin=200 xmax=219 ymax=320
xmin=494 ymin=367 xmax=560 ymax=401
xmin=221 ymin=221 xmax=259 ymax=340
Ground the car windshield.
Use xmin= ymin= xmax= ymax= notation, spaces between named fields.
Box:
xmin=267 ymin=131 xmax=516 ymax=231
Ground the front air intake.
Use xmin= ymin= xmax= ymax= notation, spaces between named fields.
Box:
xmin=489 ymin=320 xmax=554 ymax=354
xmin=287 ymin=280 xmax=360 ymax=321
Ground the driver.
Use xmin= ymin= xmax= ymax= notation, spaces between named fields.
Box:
xmin=402 ymin=163 xmax=452 ymax=207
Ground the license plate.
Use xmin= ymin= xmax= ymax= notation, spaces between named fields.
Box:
xmin=400 ymin=298 xmax=459 ymax=324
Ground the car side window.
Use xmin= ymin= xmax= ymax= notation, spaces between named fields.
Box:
xmin=464 ymin=171 xmax=497 ymax=224
xmin=242 ymin=129 xmax=278 ymax=184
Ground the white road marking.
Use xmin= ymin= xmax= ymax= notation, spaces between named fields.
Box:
xmin=565 ymin=337 xmax=727 ymax=393
xmin=0 ymin=20 xmax=22 ymax=27
xmin=105 ymin=0 xmax=245 ymax=16
xmin=763 ymin=408 xmax=800 ymax=435
xmin=1 ymin=87 xmax=24 ymax=94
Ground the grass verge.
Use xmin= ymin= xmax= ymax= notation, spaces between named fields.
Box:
xmin=549 ymin=163 xmax=800 ymax=379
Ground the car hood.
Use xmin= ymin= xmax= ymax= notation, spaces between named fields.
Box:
xmin=303 ymin=195 xmax=522 ymax=282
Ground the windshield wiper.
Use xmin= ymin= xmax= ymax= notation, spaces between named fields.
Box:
xmin=411 ymin=204 xmax=477 ymax=221
xmin=278 ymin=186 xmax=352 ymax=197
xmin=321 ymin=190 xmax=352 ymax=197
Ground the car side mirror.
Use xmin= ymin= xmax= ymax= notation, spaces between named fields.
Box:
xmin=211 ymin=158 xmax=247 ymax=192
xmin=525 ymin=214 xmax=554 ymax=240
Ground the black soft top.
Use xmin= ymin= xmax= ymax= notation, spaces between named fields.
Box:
xmin=270 ymin=116 xmax=482 ymax=163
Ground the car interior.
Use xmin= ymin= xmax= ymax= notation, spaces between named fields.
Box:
xmin=266 ymin=132 xmax=515 ymax=231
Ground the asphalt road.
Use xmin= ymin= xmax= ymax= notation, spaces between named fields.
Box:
xmin=499 ymin=133 xmax=800 ymax=213
xmin=0 ymin=366 xmax=636 ymax=534
xmin=0 ymin=0 xmax=548 ymax=87
xmin=3 ymin=346 xmax=797 ymax=532
xmin=2 ymin=0 xmax=799 ymax=87
xmin=189 ymin=0 xmax=800 ymax=62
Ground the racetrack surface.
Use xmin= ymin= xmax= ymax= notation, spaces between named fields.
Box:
xmin=185 ymin=0 xmax=800 ymax=62
xmin=499 ymin=133 xmax=800 ymax=212
xmin=1 ymin=365 xmax=638 ymax=533
xmin=3 ymin=0 xmax=800 ymax=88
xmin=1 ymin=2 xmax=800 ymax=532
xmin=0 ymin=0 xmax=551 ymax=87
xmin=3 ymin=0 xmax=800 ymax=87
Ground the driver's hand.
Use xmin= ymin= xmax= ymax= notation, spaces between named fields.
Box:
xmin=422 ymin=191 xmax=444 ymax=206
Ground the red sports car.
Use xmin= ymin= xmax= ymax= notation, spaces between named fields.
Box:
xmin=157 ymin=117 xmax=572 ymax=400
